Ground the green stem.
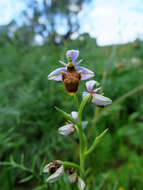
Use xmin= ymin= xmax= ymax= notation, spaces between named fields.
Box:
xmin=72 ymin=94 xmax=91 ymax=178
xmin=63 ymin=161 xmax=80 ymax=171
xmin=80 ymin=148 xmax=85 ymax=177
xmin=77 ymin=123 xmax=86 ymax=178
xmin=77 ymin=94 xmax=91 ymax=178
xmin=74 ymin=93 xmax=79 ymax=110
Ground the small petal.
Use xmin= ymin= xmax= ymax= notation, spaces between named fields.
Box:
xmin=76 ymin=66 xmax=94 ymax=80
xmin=86 ymin=80 xmax=98 ymax=92
xmin=92 ymin=94 xmax=112 ymax=106
xmin=82 ymin=121 xmax=88 ymax=129
xmin=48 ymin=67 xmax=67 ymax=81
xmin=71 ymin=111 xmax=78 ymax=121
xmin=43 ymin=164 xmax=50 ymax=173
xmin=68 ymin=172 xmax=78 ymax=184
xmin=66 ymin=50 xmax=79 ymax=62
xmin=59 ymin=60 xmax=67 ymax=66
xmin=82 ymin=92 xmax=90 ymax=99
xmin=58 ymin=123 xmax=75 ymax=136
xmin=46 ymin=165 xmax=64 ymax=183
xmin=78 ymin=177 xmax=85 ymax=190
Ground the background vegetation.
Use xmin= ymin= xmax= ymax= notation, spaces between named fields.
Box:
xmin=0 ymin=0 xmax=143 ymax=189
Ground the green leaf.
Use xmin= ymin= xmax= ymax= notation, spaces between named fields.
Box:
xmin=19 ymin=175 xmax=33 ymax=183
xmin=78 ymin=94 xmax=91 ymax=123
xmin=32 ymin=185 xmax=47 ymax=190
xmin=85 ymin=128 xmax=108 ymax=156
xmin=55 ymin=106 xmax=78 ymax=126
xmin=20 ymin=153 xmax=25 ymax=166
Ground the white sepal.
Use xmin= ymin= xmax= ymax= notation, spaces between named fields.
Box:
xmin=78 ymin=177 xmax=85 ymax=190
xmin=58 ymin=123 xmax=75 ymax=136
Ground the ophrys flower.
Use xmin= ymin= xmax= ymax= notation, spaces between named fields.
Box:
xmin=43 ymin=160 xmax=64 ymax=183
xmin=83 ymin=80 xmax=112 ymax=107
xmin=58 ymin=111 xmax=88 ymax=136
xmin=48 ymin=50 xmax=94 ymax=93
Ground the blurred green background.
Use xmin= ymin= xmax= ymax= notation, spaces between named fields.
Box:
xmin=0 ymin=0 xmax=143 ymax=190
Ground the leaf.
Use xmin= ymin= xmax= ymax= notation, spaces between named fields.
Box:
xmin=19 ymin=175 xmax=33 ymax=183
xmin=55 ymin=106 xmax=78 ymax=126
xmin=20 ymin=153 xmax=25 ymax=166
xmin=128 ymin=112 xmax=139 ymax=123
xmin=85 ymin=129 xmax=108 ymax=156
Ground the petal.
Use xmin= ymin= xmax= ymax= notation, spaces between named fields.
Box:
xmin=82 ymin=121 xmax=88 ymax=129
xmin=78 ymin=177 xmax=85 ymax=190
xmin=82 ymin=92 xmax=90 ymax=99
xmin=59 ymin=60 xmax=67 ymax=66
xmin=48 ymin=67 xmax=66 ymax=81
xmin=58 ymin=123 xmax=75 ymax=136
xmin=71 ymin=111 xmax=78 ymax=121
xmin=86 ymin=80 xmax=98 ymax=91
xmin=68 ymin=173 xmax=78 ymax=184
xmin=66 ymin=50 xmax=79 ymax=61
xmin=92 ymin=94 xmax=112 ymax=106
xmin=76 ymin=66 xmax=94 ymax=80
xmin=46 ymin=165 xmax=64 ymax=183
xmin=43 ymin=163 xmax=50 ymax=173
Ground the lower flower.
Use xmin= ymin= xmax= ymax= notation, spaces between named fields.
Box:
xmin=43 ymin=160 xmax=64 ymax=183
xmin=58 ymin=111 xmax=88 ymax=136
xmin=67 ymin=168 xmax=85 ymax=190
xmin=83 ymin=80 xmax=112 ymax=107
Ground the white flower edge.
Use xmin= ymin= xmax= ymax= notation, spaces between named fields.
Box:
xmin=92 ymin=94 xmax=112 ymax=106
xmin=78 ymin=177 xmax=85 ymax=190
xmin=46 ymin=165 xmax=64 ymax=183
xmin=58 ymin=123 xmax=75 ymax=136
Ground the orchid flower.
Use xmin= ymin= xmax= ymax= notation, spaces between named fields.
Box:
xmin=43 ymin=160 xmax=64 ymax=183
xmin=48 ymin=50 xmax=94 ymax=93
xmin=67 ymin=168 xmax=85 ymax=190
xmin=58 ymin=111 xmax=88 ymax=136
xmin=83 ymin=80 xmax=112 ymax=107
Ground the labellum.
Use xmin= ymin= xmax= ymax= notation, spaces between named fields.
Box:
xmin=49 ymin=161 xmax=62 ymax=174
xmin=62 ymin=64 xmax=81 ymax=93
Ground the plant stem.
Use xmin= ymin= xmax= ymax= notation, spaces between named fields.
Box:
xmin=80 ymin=148 xmax=85 ymax=178
xmin=78 ymin=123 xmax=85 ymax=177
xmin=74 ymin=93 xmax=79 ymax=110
xmin=77 ymin=94 xmax=91 ymax=178
xmin=63 ymin=161 xmax=80 ymax=171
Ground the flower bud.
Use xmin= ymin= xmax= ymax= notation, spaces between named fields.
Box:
xmin=58 ymin=124 xmax=75 ymax=136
